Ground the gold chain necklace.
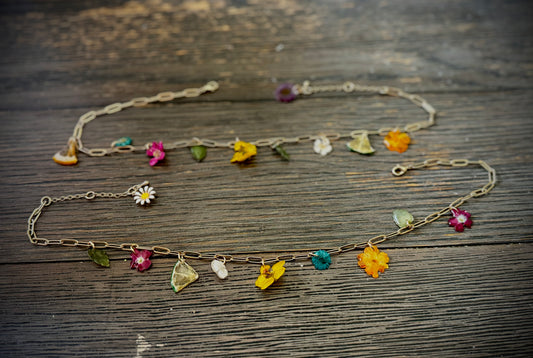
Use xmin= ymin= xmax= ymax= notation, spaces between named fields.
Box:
xmin=52 ymin=80 xmax=436 ymax=166
xmin=28 ymin=158 xmax=496 ymax=293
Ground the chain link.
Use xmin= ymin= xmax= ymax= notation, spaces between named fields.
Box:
xmin=28 ymin=160 xmax=495 ymax=265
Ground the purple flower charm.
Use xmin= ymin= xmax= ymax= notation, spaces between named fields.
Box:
xmin=147 ymin=141 xmax=165 ymax=166
xmin=130 ymin=249 xmax=152 ymax=272
xmin=448 ymin=208 xmax=473 ymax=232
xmin=275 ymin=83 xmax=296 ymax=103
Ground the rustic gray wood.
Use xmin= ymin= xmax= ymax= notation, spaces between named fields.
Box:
xmin=1 ymin=0 xmax=532 ymax=356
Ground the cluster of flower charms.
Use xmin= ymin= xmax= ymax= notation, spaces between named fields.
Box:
xmin=87 ymin=184 xmax=474 ymax=293
xmin=111 ymin=83 xmax=413 ymax=167
xmin=83 ymin=84 xmax=473 ymax=292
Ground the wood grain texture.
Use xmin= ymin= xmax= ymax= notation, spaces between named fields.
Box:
xmin=1 ymin=245 xmax=532 ymax=357
xmin=1 ymin=0 xmax=532 ymax=356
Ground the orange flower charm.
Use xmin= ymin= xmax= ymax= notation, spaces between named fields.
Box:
xmin=383 ymin=130 xmax=411 ymax=153
xmin=357 ymin=246 xmax=389 ymax=278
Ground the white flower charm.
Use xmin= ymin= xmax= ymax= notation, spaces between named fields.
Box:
xmin=134 ymin=186 xmax=156 ymax=206
xmin=314 ymin=136 xmax=333 ymax=156
xmin=211 ymin=259 xmax=228 ymax=279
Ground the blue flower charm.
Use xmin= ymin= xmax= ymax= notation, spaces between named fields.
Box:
xmin=312 ymin=250 xmax=331 ymax=270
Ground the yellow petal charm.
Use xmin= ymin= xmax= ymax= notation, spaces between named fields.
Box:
xmin=231 ymin=140 xmax=257 ymax=163
xmin=170 ymin=259 xmax=199 ymax=293
xmin=347 ymin=132 xmax=375 ymax=155
xmin=255 ymin=260 xmax=286 ymax=290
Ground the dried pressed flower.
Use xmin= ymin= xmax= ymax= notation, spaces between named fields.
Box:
xmin=314 ymin=136 xmax=333 ymax=156
xmin=357 ymin=246 xmax=389 ymax=278
xmin=255 ymin=261 xmax=286 ymax=289
xmin=231 ymin=140 xmax=257 ymax=163
xmin=130 ymin=249 xmax=152 ymax=272
xmin=448 ymin=208 xmax=473 ymax=232
xmin=146 ymin=141 xmax=165 ymax=166
xmin=383 ymin=130 xmax=411 ymax=153
xmin=274 ymin=83 xmax=296 ymax=103
xmin=312 ymin=250 xmax=332 ymax=270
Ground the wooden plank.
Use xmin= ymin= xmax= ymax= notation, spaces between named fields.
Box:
xmin=0 ymin=0 xmax=532 ymax=356
xmin=0 ymin=244 xmax=531 ymax=357
xmin=1 ymin=0 xmax=532 ymax=111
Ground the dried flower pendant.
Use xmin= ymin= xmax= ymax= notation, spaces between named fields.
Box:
xmin=211 ymin=259 xmax=228 ymax=279
xmin=53 ymin=138 xmax=78 ymax=165
xmin=171 ymin=259 xmax=199 ymax=293
xmin=347 ymin=132 xmax=375 ymax=155
xmin=384 ymin=130 xmax=411 ymax=153
xmin=357 ymin=246 xmax=389 ymax=278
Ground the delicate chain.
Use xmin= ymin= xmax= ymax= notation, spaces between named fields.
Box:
xmin=59 ymin=80 xmax=436 ymax=159
xmin=28 ymin=159 xmax=495 ymax=264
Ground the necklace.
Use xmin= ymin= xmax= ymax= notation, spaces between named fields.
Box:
xmin=28 ymin=158 xmax=496 ymax=293
xmin=52 ymin=80 xmax=436 ymax=166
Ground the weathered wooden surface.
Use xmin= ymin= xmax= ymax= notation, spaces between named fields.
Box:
xmin=1 ymin=0 xmax=533 ymax=356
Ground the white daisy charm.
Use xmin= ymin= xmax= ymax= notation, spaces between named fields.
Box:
xmin=314 ymin=136 xmax=333 ymax=156
xmin=134 ymin=185 xmax=156 ymax=206
xmin=211 ymin=259 xmax=228 ymax=279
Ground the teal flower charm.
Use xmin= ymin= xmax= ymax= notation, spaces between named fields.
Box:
xmin=312 ymin=250 xmax=332 ymax=270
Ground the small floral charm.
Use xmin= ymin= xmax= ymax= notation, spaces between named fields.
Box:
xmin=211 ymin=259 xmax=228 ymax=279
xmin=347 ymin=132 xmax=375 ymax=155
xmin=314 ymin=136 xmax=332 ymax=156
xmin=146 ymin=141 xmax=165 ymax=166
xmin=112 ymin=136 xmax=132 ymax=147
xmin=190 ymin=145 xmax=207 ymax=162
xmin=134 ymin=185 xmax=156 ymax=206
xmin=311 ymin=250 xmax=331 ymax=270
xmin=274 ymin=83 xmax=296 ymax=103
xmin=273 ymin=145 xmax=290 ymax=161
xmin=231 ymin=140 xmax=257 ymax=163
xmin=53 ymin=138 xmax=78 ymax=166
xmin=384 ymin=130 xmax=411 ymax=153
xmin=130 ymin=249 xmax=152 ymax=272
xmin=88 ymin=248 xmax=110 ymax=268
xmin=171 ymin=259 xmax=199 ymax=293
xmin=393 ymin=209 xmax=414 ymax=228
xmin=448 ymin=208 xmax=473 ymax=232
xmin=255 ymin=261 xmax=286 ymax=290
xmin=357 ymin=246 xmax=389 ymax=278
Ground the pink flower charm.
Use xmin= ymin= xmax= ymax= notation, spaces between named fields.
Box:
xmin=130 ymin=249 xmax=152 ymax=272
xmin=146 ymin=141 xmax=165 ymax=166
xmin=448 ymin=208 xmax=473 ymax=232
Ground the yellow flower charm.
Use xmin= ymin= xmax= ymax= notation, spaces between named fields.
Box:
xmin=231 ymin=140 xmax=257 ymax=163
xmin=255 ymin=261 xmax=286 ymax=289
xmin=383 ymin=130 xmax=411 ymax=153
xmin=357 ymin=246 xmax=389 ymax=278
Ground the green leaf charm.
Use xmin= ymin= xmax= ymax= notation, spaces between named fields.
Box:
xmin=347 ymin=132 xmax=375 ymax=155
xmin=190 ymin=145 xmax=207 ymax=162
xmin=170 ymin=259 xmax=199 ymax=293
xmin=273 ymin=145 xmax=290 ymax=161
xmin=88 ymin=248 xmax=110 ymax=267
xmin=393 ymin=209 xmax=414 ymax=228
